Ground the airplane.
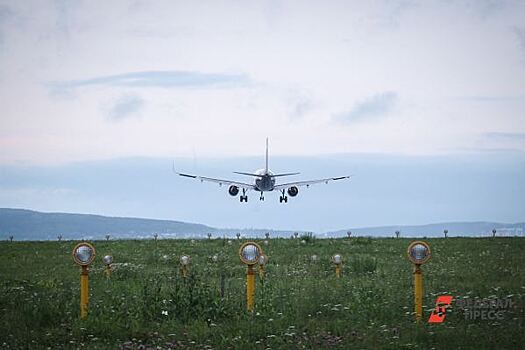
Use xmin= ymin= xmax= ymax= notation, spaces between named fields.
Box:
xmin=174 ymin=138 xmax=351 ymax=203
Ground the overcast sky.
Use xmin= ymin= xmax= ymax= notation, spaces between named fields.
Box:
xmin=1 ymin=1 xmax=524 ymax=230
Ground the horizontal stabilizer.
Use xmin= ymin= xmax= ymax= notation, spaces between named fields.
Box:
xmin=233 ymin=171 xmax=261 ymax=177
xmin=233 ymin=171 xmax=300 ymax=177
xmin=270 ymin=172 xmax=300 ymax=177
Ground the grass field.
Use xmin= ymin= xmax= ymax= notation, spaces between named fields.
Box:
xmin=1 ymin=237 xmax=524 ymax=349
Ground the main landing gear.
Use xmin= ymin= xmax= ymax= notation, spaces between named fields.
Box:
xmin=279 ymin=189 xmax=288 ymax=203
xmin=240 ymin=188 xmax=248 ymax=202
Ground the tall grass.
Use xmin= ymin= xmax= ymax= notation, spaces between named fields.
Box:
xmin=0 ymin=238 xmax=524 ymax=349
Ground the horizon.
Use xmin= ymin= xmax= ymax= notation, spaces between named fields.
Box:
xmin=1 ymin=152 xmax=524 ymax=231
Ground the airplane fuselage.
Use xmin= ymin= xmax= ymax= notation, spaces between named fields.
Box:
xmin=253 ymin=169 xmax=276 ymax=192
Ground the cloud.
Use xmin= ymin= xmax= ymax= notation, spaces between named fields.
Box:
xmin=513 ymin=26 xmax=525 ymax=57
xmin=0 ymin=4 xmax=15 ymax=48
xmin=106 ymin=94 xmax=144 ymax=121
xmin=50 ymin=70 xmax=251 ymax=90
xmin=454 ymin=95 xmax=524 ymax=101
xmin=485 ymin=132 xmax=525 ymax=142
xmin=287 ymin=91 xmax=314 ymax=119
xmin=336 ymin=91 xmax=398 ymax=123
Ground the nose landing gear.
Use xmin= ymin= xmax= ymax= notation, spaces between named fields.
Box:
xmin=259 ymin=192 xmax=264 ymax=201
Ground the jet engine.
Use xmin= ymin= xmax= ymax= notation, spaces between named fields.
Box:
xmin=287 ymin=186 xmax=299 ymax=197
xmin=228 ymin=185 xmax=239 ymax=196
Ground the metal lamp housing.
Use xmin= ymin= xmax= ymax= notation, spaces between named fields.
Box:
xmin=72 ymin=242 xmax=96 ymax=266
xmin=239 ymin=242 xmax=262 ymax=265
xmin=258 ymin=254 xmax=268 ymax=266
xmin=332 ymin=254 xmax=342 ymax=265
xmin=180 ymin=255 xmax=191 ymax=266
xmin=407 ymin=241 xmax=431 ymax=265
xmin=103 ymin=255 xmax=113 ymax=265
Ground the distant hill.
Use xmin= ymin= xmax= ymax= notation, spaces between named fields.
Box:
xmin=0 ymin=208 xmax=219 ymax=240
xmin=0 ymin=208 xmax=524 ymax=240
xmin=0 ymin=208 xmax=293 ymax=240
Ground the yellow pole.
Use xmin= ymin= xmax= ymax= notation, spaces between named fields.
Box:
xmin=80 ymin=266 xmax=89 ymax=319
xmin=247 ymin=265 xmax=255 ymax=312
xmin=414 ymin=264 xmax=423 ymax=323
xmin=181 ymin=265 xmax=187 ymax=278
xmin=104 ymin=265 xmax=112 ymax=277
xmin=258 ymin=265 xmax=265 ymax=279
xmin=335 ymin=264 xmax=341 ymax=278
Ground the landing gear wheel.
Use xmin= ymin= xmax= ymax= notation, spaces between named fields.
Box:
xmin=240 ymin=189 xmax=248 ymax=203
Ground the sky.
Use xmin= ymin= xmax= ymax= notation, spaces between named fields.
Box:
xmin=0 ymin=1 xmax=524 ymax=231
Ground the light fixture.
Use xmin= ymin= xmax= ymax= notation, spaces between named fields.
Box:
xmin=239 ymin=242 xmax=263 ymax=311
xmin=180 ymin=255 xmax=191 ymax=277
xmin=407 ymin=241 xmax=431 ymax=323
xmin=239 ymin=242 xmax=262 ymax=266
xmin=73 ymin=242 xmax=96 ymax=266
xmin=258 ymin=254 xmax=269 ymax=278
xmin=103 ymin=255 xmax=113 ymax=277
xmin=72 ymin=242 xmax=96 ymax=319
xmin=331 ymin=253 xmax=343 ymax=277
xmin=407 ymin=241 xmax=431 ymax=265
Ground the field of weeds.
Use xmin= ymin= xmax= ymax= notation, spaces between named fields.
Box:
xmin=0 ymin=237 xmax=524 ymax=349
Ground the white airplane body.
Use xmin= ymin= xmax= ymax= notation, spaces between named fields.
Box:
xmin=175 ymin=138 xmax=351 ymax=203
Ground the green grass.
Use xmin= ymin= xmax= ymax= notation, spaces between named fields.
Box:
xmin=0 ymin=237 xmax=524 ymax=349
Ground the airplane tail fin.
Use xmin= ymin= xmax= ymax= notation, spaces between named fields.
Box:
xmin=265 ymin=137 xmax=269 ymax=173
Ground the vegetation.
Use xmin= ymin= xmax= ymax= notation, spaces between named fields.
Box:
xmin=0 ymin=237 xmax=524 ymax=349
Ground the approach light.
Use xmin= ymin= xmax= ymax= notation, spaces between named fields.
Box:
xmin=103 ymin=255 xmax=113 ymax=277
xmin=258 ymin=254 xmax=268 ymax=266
xmin=73 ymin=242 xmax=96 ymax=266
xmin=407 ymin=241 xmax=431 ymax=265
xmin=72 ymin=242 xmax=96 ymax=319
xmin=331 ymin=254 xmax=343 ymax=277
xmin=239 ymin=242 xmax=263 ymax=312
xmin=311 ymin=254 xmax=318 ymax=262
xmin=406 ymin=241 xmax=431 ymax=323
xmin=258 ymin=254 xmax=269 ymax=278
xmin=239 ymin=242 xmax=262 ymax=265
xmin=332 ymin=254 xmax=342 ymax=265
xmin=180 ymin=255 xmax=191 ymax=277
xmin=180 ymin=255 xmax=191 ymax=266
xmin=212 ymin=254 xmax=219 ymax=263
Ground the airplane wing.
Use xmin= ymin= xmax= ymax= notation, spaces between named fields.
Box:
xmin=176 ymin=172 xmax=257 ymax=190
xmin=273 ymin=175 xmax=352 ymax=190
